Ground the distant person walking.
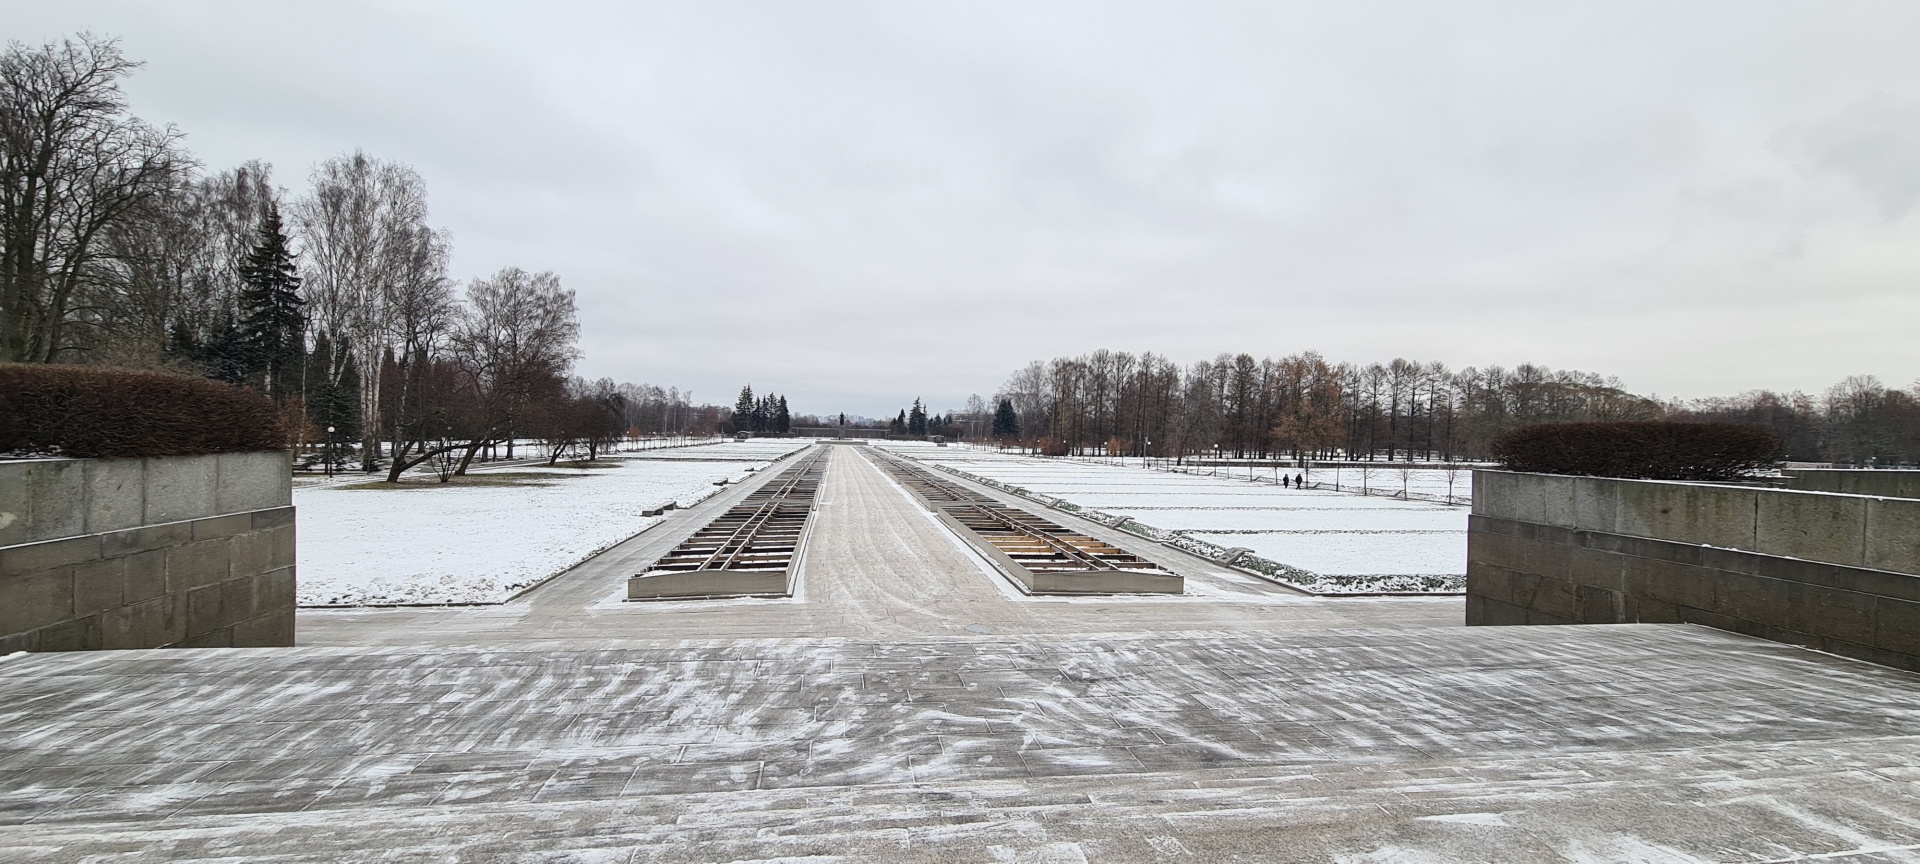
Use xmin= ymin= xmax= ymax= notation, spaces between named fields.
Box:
xmin=1281 ymin=475 xmax=1290 ymax=488
xmin=1295 ymin=473 xmax=1305 ymax=489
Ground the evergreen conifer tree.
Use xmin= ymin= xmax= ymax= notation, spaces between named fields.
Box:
xmin=908 ymin=398 xmax=927 ymax=436
xmin=774 ymin=396 xmax=790 ymax=434
xmin=890 ymin=410 xmax=906 ymax=435
xmin=734 ymin=385 xmax=755 ymax=433
xmin=165 ymin=318 xmax=198 ymax=363
xmin=201 ymin=313 xmax=252 ymax=384
xmin=992 ymin=399 xmax=1020 ymax=439
xmin=306 ymin=335 xmax=362 ymax=451
xmin=237 ymin=202 xmax=306 ymax=400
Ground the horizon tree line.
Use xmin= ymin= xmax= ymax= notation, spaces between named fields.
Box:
xmin=993 ymin=349 xmax=1659 ymax=463
xmin=988 ymin=349 xmax=1920 ymax=465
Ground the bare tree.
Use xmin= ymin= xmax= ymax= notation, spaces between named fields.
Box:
xmin=1 ymin=35 xmax=185 ymax=362
xmin=377 ymin=224 xmax=458 ymax=482
xmin=292 ymin=151 xmax=432 ymax=468
xmin=92 ymin=161 xmax=275 ymax=367
xmin=448 ymin=266 xmax=580 ymax=471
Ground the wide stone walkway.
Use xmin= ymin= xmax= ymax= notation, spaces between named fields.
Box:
xmin=3 ymin=446 xmax=1920 ymax=861
xmin=293 ymin=446 xmax=1460 ymax=646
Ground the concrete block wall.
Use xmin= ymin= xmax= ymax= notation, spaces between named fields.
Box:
xmin=1467 ymin=470 xmax=1920 ymax=671
xmin=0 ymin=452 xmax=294 ymax=652
xmin=1785 ymin=469 xmax=1920 ymax=500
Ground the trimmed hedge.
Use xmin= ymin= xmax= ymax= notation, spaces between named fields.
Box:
xmin=1493 ymin=421 xmax=1781 ymax=481
xmin=0 ymin=363 xmax=286 ymax=458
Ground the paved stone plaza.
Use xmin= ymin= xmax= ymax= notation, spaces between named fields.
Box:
xmin=4 ymin=448 xmax=1920 ymax=861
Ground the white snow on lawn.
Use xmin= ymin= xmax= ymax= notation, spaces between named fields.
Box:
xmin=296 ymin=455 xmax=768 ymax=606
xmin=1188 ymin=531 xmax=1462 ymax=576
xmin=885 ymin=444 xmax=1467 ymax=592
xmin=626 ymin=440 xmax=814 ymax=461
xmin=1105 ymin=504 xmax=1464 ymax=533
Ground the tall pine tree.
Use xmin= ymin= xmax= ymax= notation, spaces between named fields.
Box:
xmin=774 ymin=396 xmax=790 ymax=434
xmin=992 ymin=398 xmax=1020 ymax=439
xmin=237 ymin=202 xmax=306 ymax=401
xmin=908 ymin=398 xmax=927 ymax=436
xmin=734 ymin=385 xmax=755 ymax=434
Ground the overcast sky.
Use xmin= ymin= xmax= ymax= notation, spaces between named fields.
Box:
xmin=10 ymin=1 xmax=1920 ymax=416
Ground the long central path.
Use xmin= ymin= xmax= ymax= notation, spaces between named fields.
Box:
xmin=298 ymin=446 xmax=1459 ymax=646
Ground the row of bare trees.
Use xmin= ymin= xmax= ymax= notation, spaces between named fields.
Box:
xmin=995 ymin=350 xmax=1663 ymax=462
xmin=1670 ymin=375 xmax=1920 ymax=465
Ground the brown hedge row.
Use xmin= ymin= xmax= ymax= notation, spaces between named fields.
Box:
xmin=1492 ymin=421 xmax=1781 ymax=481
xmin=0 ymin=363 xmax=286 ymax=458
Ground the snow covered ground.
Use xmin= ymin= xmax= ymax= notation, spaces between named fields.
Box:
xmin=884 ymin=444 xmax=1466 ymax=594
xmin=621 ymin=439 xmax=815 ymax=461
xmin=296 ymin=453 xmax=778 ymax=606
xmin=1101 ymin=460 xmax=1476 ymax=504
xmin=1296 ymin=465 xmax=1474 ymax=504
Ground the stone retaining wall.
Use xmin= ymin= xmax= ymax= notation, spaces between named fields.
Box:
xmin=1785 ymin=469 xmax=1920 ymax=499
xmin=1466 ymin=469 xmax=1920 ymax=671
xmin=0 ymin=452 xmax=294 ymax=652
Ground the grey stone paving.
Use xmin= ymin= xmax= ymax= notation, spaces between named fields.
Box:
xmin=4 ymin=626 xmax=1920 ymax=860
xmin=3 ymin=446 xmax=1920 ymax=861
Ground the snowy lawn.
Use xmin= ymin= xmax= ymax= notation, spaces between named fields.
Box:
xmin=887 ymin=445 xmax=1466 ymax=594
xmin=296 ymin=454 xmax=774 ymax=605
xmin=621 ymin=440 xmax=814 ymax=461
xmin=1293 ymin=465 xmax=1475 ymax=504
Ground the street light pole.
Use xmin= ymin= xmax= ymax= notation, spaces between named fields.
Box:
xmin=325 ymin=426 xmax=335 ymax=479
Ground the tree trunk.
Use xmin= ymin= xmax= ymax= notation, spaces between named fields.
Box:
xmin=452 ymin=435 xmax=493 ymax=476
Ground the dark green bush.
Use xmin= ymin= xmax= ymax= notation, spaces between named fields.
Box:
xmin=1493 ymin=421 xmax=1781 ymax=480
xmin=0 ymin=363 xmax=286 ymax=458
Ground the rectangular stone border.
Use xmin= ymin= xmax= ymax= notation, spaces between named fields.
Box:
xmin=0 ymin=506 xmax=295 ymax=652
xmin=1467 ymin=472 xmax=1920 ymax=673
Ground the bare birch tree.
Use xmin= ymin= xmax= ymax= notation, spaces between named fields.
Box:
xmin=292 ymin=151 xmax=432 ymax=468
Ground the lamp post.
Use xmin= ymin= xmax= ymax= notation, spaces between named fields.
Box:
xmin=325 ymin=426 xmax=336 ymax=479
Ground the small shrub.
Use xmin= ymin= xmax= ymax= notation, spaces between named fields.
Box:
xmin=1492 ymin=421 xmax=1781 ymax=481
xmin=0 ymin=363 xmax=287 ymax=458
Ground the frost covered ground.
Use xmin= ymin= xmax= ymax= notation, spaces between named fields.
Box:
xmin=884 ymin=444 xmax=1467 ymax=594
xmin=296 ymin=450 xmax=786 ymax=606
xmin=619 ymin=439 xmax=814 ymax=461
xmin=1083 ymin=459 xmax=1477 ymax=504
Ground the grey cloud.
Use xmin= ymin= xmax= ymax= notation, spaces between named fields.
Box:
xmin=1804 ymin=95 xmax=1920 ymax=221
xmin=7 ymin=0 xmax=1920 ymax=414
